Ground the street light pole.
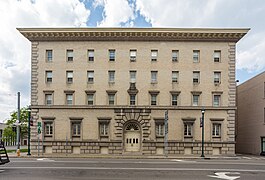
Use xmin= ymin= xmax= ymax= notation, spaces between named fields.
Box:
xmin=27 ymin=108 xmax=31 ymax=156
xmin=201 ymin=108 xmax=205 ymax=158
xmin=16 ymin=92 xmax=20 ymax=157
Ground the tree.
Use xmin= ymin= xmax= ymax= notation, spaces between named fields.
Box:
xmin=2 ymin=107 xmax=29 ymax=145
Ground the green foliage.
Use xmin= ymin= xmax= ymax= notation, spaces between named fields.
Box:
xmin=2 ymin=107 xmax=29 ymax=142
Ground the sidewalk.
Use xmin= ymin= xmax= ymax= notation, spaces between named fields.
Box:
xmin=7 ymin=152 xmax=242 ymax=160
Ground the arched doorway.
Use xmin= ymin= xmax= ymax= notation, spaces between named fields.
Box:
xmin=124 ymin=121 xmax=141 ymax=152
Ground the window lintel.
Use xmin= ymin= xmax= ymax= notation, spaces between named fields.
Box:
xmin=149 ymin=90 xmax=160 ymax=95
xmin=210 ymin=118 xmax=224 ymax=121
xmin=64 ymin=90 xmax=75 ymax=94
xmin=69 ymin=117 xmax=83 ymax=121
xmin=85 ymin=90 xmax=96 ymax=94
xmin=41 ymin=117 xmax=55 ymax=121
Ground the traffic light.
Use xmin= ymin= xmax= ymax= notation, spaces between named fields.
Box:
xmin=30 ymin=117 xmax=33 ymax=126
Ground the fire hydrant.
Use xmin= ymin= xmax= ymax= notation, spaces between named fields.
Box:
xmin=17 ymin=149 xmax=20 ymax=157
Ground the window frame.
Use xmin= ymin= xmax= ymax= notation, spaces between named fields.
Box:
xmin=87 ymin=71 xmax=94 ymax=83
xmin=193 ymin=71 xmax=200 ymax=84
xmin=44 ymin=92 xmax=53 ymax=106
xmin=66 ymin=93 xmax=74 ymax=105
xmin=214 ymin=72 xmax=221 ymax=84
xmin=213 ymin=94 xmax=221 ymax=107
xmin=130 ymin=94 xmax=136 ymax=106
xmin=109 ymin=49 xmax=115 ymax=61
xmin=193 ymin=50 xmax=200 ymax=63
xmin=45 ymin=71 xmax=52 ymax=83
xmin=151 ymin=50 xmax=158 ymax=61
xmin=214 ymin=50 xmax=221 ymax=63
xmin=172 ymin=50 xmax=179 ymax=62
xmin=212 ymin=123 xmax=221 ymax=137
xmin=87 ymin=94 xmax=94 ymax=105
xmin=46 ymin=50 xmax=53 ymax=62
xmin=151 ymin=71 xmax=158 ymax=83
xmin=98 ymin=118 xmax=111 ymax=138
xmin=88 ymin=49 xmax=94 ymax=62
xmin=130 ymin=50 xmax=137 ymax=62
xmin=66 ymin=49 xmax=74 ymax=62
xmin=108 ymin=70 xmax=115 ymax=83
xmin=44 ymin=121 xmax=53 ymax=136
xmin=172 ymin=71 xmax=179 ymax=83
xmin=66 ymin=71 xmax=73 ymax=84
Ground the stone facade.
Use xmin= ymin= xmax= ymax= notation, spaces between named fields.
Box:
xmin=18 ymin=28 xmax=249 ymax=156
xmin=236 ymin=71 xmax=265 ymax=155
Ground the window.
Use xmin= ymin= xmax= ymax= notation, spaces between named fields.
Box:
xmin=193 ymin=50 xmax=200 ymax=62
xmin=151 ymin=71 xmax=158 ymax=83
xmin=151 ymin=94 xmax=157 ymax=105
xmin=66 ymin=71 xmax=73 ymax=83
xmin=130 ymin=95 xmax=136 ymax=105
xmin=45 ymin=94 xmax=53 ymax=105
xmin=109 ymin=49 xmax=115 ymax=61
xmin=87 ymin=94 xmax=94 ymax=105
xmin=130 ymin=50 xmax=137 ymax=61
xmin=88 ymin=49 xmax=94 ymax=61
xmin=46 ymin=50 xmax=53 ymax=62
xmin=151 ymin=50 xmax=158 ymax=61
xmin=213 ymin=94 xmax=221 ymax=107
xmin=192 ymin=94 xmax=200 ymax=106
xmin=212 ymin=123 xmax=221 ymax=137
xmin=44 ymin=122 xmax=53 ymax=136
xmin=214 ymin=72 xmax=221 ymax=84
xmin=107 ymin=94 xmax=114 ymax=105
xmin=66 ymin=50 xmax=73 ymax=61
xmin=172 ymin=94 xmax=178 ymax=106
xmin=184 ymin=123 xmax=192 ymax=136
xmin=66 ymin=94 xmax=73 ymax=105
xmin=87 ymin=71 xmax=94 ymax=83
xmin=172 ymin=71 xmax=179 ymax=83
xmin=130 ymin=71 xmax=136 ymax=83
xmin=45 ymin=71 xmax=52 ymax=83
xmin=99 ymin=122 xmax=109 ymax=136
xmin=72 ymin=122 xmax=81 ymax=136
xmin=214 ymin=51 xmax=221 ymax=62
xmin=155 ymin=123 xmax=164 ymax=136
xmin=193 ymin=71 xmax=200 ymax=84
xmin=172 ymin=50 xmax=179 ymax=62
xmin=108 ymin=71 xmax=115 ymax=83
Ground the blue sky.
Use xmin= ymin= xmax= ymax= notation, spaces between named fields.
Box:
xmin=0 ymin=0 xmax=265 ymax=121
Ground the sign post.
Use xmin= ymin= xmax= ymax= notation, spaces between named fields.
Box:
xmin=37 ymin=122 xmax=41 ymax=156
xmin=164 ymin=110 xmax=168 ymax=157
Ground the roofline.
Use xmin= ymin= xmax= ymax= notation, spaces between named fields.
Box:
xmin=237 ymin=70 xmax=265 ymax=87
xmin=17 ymin=27 xmax=250 ymax=42
xmin=17 ymin=27 xmax=250 ymax=33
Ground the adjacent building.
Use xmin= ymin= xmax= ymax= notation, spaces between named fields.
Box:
xmin=236 ymin=71 xmax=265 ymax=155
xmin=18 ymin=27 xmax=248 ymax=156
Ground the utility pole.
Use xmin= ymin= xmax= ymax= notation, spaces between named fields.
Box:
xmin=27 ymin=108 xmax=31 ymax=156
xmin=164 ymin=110 xmax=168 ymax=157
xmin=200 ymin=108 xmax=205 ymax=158
xmin=16 ymin=92 xmax=20 ymax=157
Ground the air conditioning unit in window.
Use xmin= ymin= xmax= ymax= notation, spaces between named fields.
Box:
xmin=130 ymin=57 xmax=136 ymax=61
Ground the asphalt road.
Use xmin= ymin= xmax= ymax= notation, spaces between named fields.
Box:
xmin=1 ymin=157 xmax=265 ymax=180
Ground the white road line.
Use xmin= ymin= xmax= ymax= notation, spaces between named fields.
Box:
xmin=1 ymin=166 xmax=265 ymax=172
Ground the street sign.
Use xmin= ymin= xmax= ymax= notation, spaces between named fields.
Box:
xmin=37 ymin=122 xmax=41 ymax=134
xmin=165 ymin=110 xmax=168 ymax=134
xmin=200 ymin=117 xmax=203 ymax=128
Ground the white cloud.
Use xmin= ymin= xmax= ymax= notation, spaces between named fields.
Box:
xmin=97 ymin=0 xmax=135 ymax=27
xmin=135 ymin=0 xmax=265 ymax=72
xmin=0 ymin=0 xmax=90 ymax=122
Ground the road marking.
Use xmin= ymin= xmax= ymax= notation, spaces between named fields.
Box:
xmin=37 ymin=158 xmax=54 ymax=161
xmin=242 ymin=157 xmax=252 ymax=160
xmin=208 ymin=172 xmax=240 ymax=180
xmin=1 ymin=167 xmax=265 ymax=173
xmin=171 ymin=159 xmax=197 ymax=163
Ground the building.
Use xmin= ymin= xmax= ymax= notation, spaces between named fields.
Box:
xmin=18 ymin=27 xmax=248 ymax=156
xmin=236 ymin=71 xmax=265 ymax=155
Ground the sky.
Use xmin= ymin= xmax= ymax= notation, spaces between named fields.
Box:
xmin=0 ymin=0 xmax=265 ymax=122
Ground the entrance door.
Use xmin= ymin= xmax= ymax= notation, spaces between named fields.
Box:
xmin=124 ymin=122 xmax=141 ymax=152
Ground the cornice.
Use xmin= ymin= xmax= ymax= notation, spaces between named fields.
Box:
xmin=17 ymin=27 xmax=250 ymax=42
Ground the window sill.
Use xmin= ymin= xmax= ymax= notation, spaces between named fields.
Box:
xmin=44 ymin=135 xmax=53 ymax=137
xmin=100 ymin=135 xmax=109 ymax=138
xmin=212 ymin=136 xmax=221 ymax=139
xmin=72 ymin=135 xmax=81 ymax=138
xmin=151 ymin=82 xmax=158 ymax=84
xmin=184 ymin=136 xmax=193 ymax=138
xmin=156 ymin=135 xmax=165 ymax=138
